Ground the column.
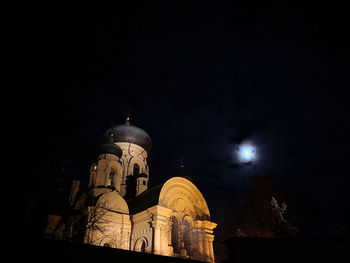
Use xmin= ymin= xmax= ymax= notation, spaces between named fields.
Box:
xmin=151 ymin=220 xmax=162 ymax=254
xmin=164 ymin=221 xmax=174 ymax=256
xmin=115 ymin=173 xmax=122 ymax=192
xmin=148 ymin=205 xmax=174 ymax=256
xmin=207 ymin=235 xmax=215 ymax=263
xmin=194 ymin=220 xmax=217 ymax=262
xmin=197 ymin=229 xmax=204 ymax=261
xmin=202 ymin=235 xmax=210 ymax=262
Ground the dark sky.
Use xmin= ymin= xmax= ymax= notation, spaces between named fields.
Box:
xmin=11 ymin=1 xmax=349 ymax=248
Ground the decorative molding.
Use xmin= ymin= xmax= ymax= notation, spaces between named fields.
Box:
xmin=132 ymin=227 xmax=151 ymax=238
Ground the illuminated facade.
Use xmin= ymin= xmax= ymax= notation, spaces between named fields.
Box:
xmin=45 ymin=118 xmax=217 ymax=262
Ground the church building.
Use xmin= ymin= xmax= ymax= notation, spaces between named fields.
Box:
xmin=45 ymin=117 xmax=217 ymax=262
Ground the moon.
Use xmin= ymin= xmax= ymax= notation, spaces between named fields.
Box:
xmin=238 ymin=143 xmax=256 ymax=163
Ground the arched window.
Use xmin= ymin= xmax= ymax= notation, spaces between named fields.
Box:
xmin=107 ymin=172 xmax=116 ymax=187
xmin=133 ymin=163 xmax=140 ymax=176
xmin=171 ymin=216 xmax=179 ymax=254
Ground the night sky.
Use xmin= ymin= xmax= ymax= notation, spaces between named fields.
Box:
xmin=11 ymin=1 xmax=349 ymax=254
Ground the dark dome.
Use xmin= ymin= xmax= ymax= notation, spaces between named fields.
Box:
xmin=103 ymin=121 xmax=152 ymax=153
xmin=98 ymin=143 xmax=123 ymax=158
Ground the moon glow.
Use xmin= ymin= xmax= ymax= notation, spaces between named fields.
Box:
xmin=238 ymin=144 xmax=256 ymax=163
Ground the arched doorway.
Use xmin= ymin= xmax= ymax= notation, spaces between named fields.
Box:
xmin=134 ymin=237 xmax=148 ymax=253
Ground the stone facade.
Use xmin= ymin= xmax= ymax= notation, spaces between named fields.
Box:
xmin=115 ymin=142 xmax=149 ymax=196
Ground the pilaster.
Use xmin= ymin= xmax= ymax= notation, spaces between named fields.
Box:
xmin=147 ymin=205 xmax=174 ymax=255
xmin=194 ymin=220 xmax=217 ymax=262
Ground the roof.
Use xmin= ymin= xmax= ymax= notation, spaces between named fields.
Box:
xmin=127 ymin=184 xmax=163 ymax=214
xmin=127 ymin=177 xmax=211 ymax=220
xmin=102 ymin=123 xmax=152 ymax=153
xmin=98 ymin=143 xmax=123 ymax=158
xmin=86 ymin=190 xmax=129 ymax=214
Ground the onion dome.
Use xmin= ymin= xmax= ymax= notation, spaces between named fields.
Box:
xmin=103 ymin=117 xmax=152 ymax=153
xmin=98 ymin=133 xmax=123 ymax=158
xmin=98 ymin=143 xmax=123 ymax=158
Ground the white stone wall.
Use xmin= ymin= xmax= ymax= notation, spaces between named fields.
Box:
xmin=131 ymin=205 xmax=174 ymax=255
xmin=130 ymin=210 xmax=154 ymax=253
xmin=115 ymin=142 xmax=149 ymax=196
xmin=85 ymin=208 xmax=131 ymax=250
xmin=89 ymin=153 xmax=123 ymax=191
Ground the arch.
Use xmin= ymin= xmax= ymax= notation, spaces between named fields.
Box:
xmin=129 ymin=157 xmax=146 ymax=176
xmin=134 ymin=236 xmax=148 ymax=252
xmin=107 ymin=172 xmax=116 ymax=187
xmin=159 ymin=177 xmax=210 ymax=220
xmin=99 ymin=237 xmax=114 ymax=248
xmin=127 ymin=177 xmax=211 ymax=219
xmin=106 ymin=160 xmax=122 ymax=188
xmin=108 ymin=160 xmax=122 ymax=177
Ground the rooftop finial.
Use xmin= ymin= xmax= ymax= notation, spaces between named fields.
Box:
xmin=125 ymin=106 xmax=132 ymax=125
xmin=109 ymin=122 xmax=116 ymax=136
xmin=178 ymin=155 xmax=185 ymax=176
xmin=177 ymin=155 xmax=194 ymax=181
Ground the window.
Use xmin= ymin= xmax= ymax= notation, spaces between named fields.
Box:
xmin=133 ymin=163 xmax=140 ymax=176
xmin=143 ymin=180 xmax=146 ymax=185
xmin=108 ymin=172 xmax=116 ymax=186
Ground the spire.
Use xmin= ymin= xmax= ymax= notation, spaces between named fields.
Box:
xmin=125 ymin=106 xmax=132 ymax=125
xmin=108 ymin=122 xmax=118 ymax=141
xmin=125 ymin=116 xmax=130 ymax=125
xmin=177 ymin=155 xmax=194 ymax=182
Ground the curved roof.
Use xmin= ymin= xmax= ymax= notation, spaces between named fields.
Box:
xmin=102 ymin=122 xmax=152 ymax=153
xmin=128 ymin=177 xmax=210 ymax=220
xmin=96 ymin=190 xmax=129 ymax=214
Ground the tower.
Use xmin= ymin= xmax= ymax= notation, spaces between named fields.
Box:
xmin=88 ymin=136 xmax=123 ymax=194
xmin=100 ymin=116 xmax=152 ymax=198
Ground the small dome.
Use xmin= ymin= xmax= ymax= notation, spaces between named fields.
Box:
xmin=97 ymin=191 xmax=129 ymax=214
xmin=98 ymin=143 xmax=122 ymax=158
xmin=103 ymin=119 xmax=152 ymax=153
